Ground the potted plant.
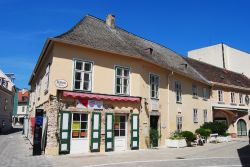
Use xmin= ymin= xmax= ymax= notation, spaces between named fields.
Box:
xmin=180 ymin=131 xmax=196 ymax=147
xmin=166 ymin=132 xmax=187 ymax=148
xmin=150 ymin=128 xmax=159 ymax=148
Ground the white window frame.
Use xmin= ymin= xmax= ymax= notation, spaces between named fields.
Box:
xmin=231 ymin=92 xmax=236 ymax=104
xmin=73 ymin=60 xmax=93 ymax=92
xmin=203 ymin=109 xmax=208 ymax=123
xmin=193 ymin=108 xmax=198 ymax=123
xmin=176 ymin=116 xmax=182 ymax=133
xmin=192 ymin=84 xmax=198 ymax=98
xmin=202 ymin=88 xmax=210 ymax=100
xmin=115 ymin=66 xmax=130 ymax=95
xmin=149 ymin=73 xmax=159 ymax=99
xmin=175 ymin=81 xmax=182 ymax=103
xmin=239 ymin=93 xmax=244 ymax=104
xmin=44 ymin=63 xmax=50 ymax=94
xmin=218 ymin=90 xmax=224 ymax=102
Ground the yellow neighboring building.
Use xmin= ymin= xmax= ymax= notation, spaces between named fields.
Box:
xmin=28 ymin=14 xmax=212 ymax=155
xmin=186 ymin=58 xmax=250 ymax=137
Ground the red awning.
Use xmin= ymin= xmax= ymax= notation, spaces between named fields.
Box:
xmin=63 ymin=91 xmax=141 ymax=103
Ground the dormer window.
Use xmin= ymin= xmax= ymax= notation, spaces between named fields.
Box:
xmin=192 ymin=84 xmax=198 ymax=98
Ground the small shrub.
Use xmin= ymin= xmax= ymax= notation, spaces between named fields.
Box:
xmin=200 ymin=122 xmax=227 ymax=135
xmin=195 ymin=128 xmax=212 ymax=137
xmin=169 ymin=132 xmax=184 ymax=140
xmin=180 ymin=131 xmax=196 ymax=142
xmin=150 ymin=128 xmax=159 ymax=147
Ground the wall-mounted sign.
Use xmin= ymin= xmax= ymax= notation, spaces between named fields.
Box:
xmin=55 ymin=79 xmax=68 ymax=88
xmin=88 ymin=100 xmax=103 ymax=109
xmin=151 ymin=99 xmax=159 ymax=111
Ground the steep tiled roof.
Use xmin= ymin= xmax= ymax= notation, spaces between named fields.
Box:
xmin=185 ymin=57 xmax=250 ymax=89
xmin=54 ymin=15 xmax=209 ymax=84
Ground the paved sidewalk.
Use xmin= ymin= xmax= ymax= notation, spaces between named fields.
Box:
xmin=1 ymin=130 xmax=249 ymax=167
xmin=0 ymin=130 xmax=52 ymax=167
xmin=50 ymin=138 xmax=250 ymax=167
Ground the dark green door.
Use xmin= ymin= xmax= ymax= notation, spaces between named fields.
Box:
xmin=131 ymin=114 xmax=139 ymax=150
xmin=59 ymin=111 xmax=72 ymax=154
xmin=105 ymin=113 xmax=114 ymax=152
xmin=90 ymin=112 xmax=101 ymax=152
xmin=237 ymin=119 xmax=247 ymax=136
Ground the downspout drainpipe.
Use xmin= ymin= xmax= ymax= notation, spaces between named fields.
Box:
xmin=167 ymin=71 xmax=174 ymax=137
xmin=222 ymin=43 xmax=226 ymax=68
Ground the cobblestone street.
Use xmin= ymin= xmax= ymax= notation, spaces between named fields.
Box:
xmin=0 ymin=129 xmax=52 ymax=167
xmin=1 ymin=129 xmax=250 ymax=167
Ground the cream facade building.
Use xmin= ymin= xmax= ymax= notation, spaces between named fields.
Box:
xmin=186 ymin=58 xmax=250 ymax=137
xmin=28 ymin=15 xmax=212 ymax=155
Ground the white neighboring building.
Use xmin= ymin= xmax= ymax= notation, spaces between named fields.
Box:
xmin=188 ymin=43 xmax=250 ymax=78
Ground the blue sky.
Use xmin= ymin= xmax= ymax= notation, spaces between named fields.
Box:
xmin=0 ymin=0 xmax=250 ymax=89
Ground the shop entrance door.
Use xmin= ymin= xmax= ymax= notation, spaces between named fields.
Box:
xmin=114 ymin=115 xmax=127 ymax=151
xmin=70 ymin=113 xmax=89 ymax=154
xmin=237 ymin=119 xmax=247 ymax=136
xmin=150 ymin=115 xmax=159 ymax=147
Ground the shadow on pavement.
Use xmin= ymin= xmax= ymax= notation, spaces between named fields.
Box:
xmin=237 ymin=141 xmax=250 ymax=166
xmin=0 ymin=127 xmax=22 ymax=135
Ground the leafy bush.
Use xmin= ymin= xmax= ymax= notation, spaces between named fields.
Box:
xmin=180 ymin=131 xmax=196 ymax=142
xmin=200 ymin=122 xmax=227 ymax=135
xmin=222 ymin=132 xmax=230 ymax=137
xmin=195 ymin=128 xmax=212 ymax=137
xmin=169 ymin=132 xmax=184 ymax=140
xmin=150 ymin=128 xmax=159 ymax=147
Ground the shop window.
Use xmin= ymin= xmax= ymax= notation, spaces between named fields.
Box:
xmin=150 ymin=74 xmax=159 ymax=99
xmin=73 ymin=60 xmax=93 ymax=91
xmin=114 ymin=115 xmax=126 ymax=137
xmin=72 ymin=113 xmax=88 ymax=138
xmin=175 ymin=81 xmax=182 ymax=103
xmin=115 ymin=66 xmax=130 ymax=95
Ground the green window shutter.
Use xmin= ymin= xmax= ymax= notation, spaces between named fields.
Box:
xmin=105 ymin=113 xmax=114 ymax=152
xmin=90 ymin=112 xmax=101 ymax=152
xmin=131 ymin=114 xmax=139 ymax=150
xmin=59 ymin=111 xmax=72 ymax=154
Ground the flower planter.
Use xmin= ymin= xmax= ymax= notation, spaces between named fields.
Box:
xmin=165 ymin=139 xmax=187 ymax=148
xmin=217 ymin=136 xmax=232 ymax=142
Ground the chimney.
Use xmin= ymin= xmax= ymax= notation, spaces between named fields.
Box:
xmin=106 ymin=14 xmax=115 ymax=28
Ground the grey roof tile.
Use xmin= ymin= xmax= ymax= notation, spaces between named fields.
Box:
xmin=55 ymin=15 xmax=209 ymax=84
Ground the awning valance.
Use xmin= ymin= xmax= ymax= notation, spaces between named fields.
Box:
xmin=63 ymin=91 xmax=141 ymax=103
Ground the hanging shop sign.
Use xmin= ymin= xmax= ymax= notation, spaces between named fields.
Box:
xmin=88 ymin=100 xmax=103 ymax=110
xmin=55 ymin=79 xmax=68 ymax=88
